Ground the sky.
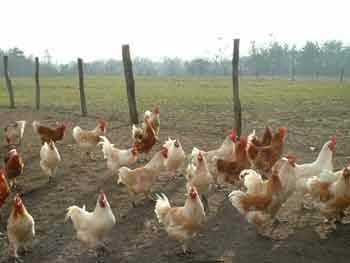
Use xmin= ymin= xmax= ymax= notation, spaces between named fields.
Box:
xmin=0 ymin=0 xmax=349 ymax=63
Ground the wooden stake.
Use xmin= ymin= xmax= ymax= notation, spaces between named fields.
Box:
xmin=122 ymin=44 xmax=138 ymax=124
xmin=3 ymin=56 xmax=15 ymax=108
xmin=232 ymin=39 xmax=242 ymax=136
xmin=77 ymin=58 xmax=87 ymax=116
xmin=35 ymin=57 xmax=40 ymax=110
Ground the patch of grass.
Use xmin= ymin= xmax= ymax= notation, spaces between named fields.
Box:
xmin=0 ymin=76 xmax=349 ymax=113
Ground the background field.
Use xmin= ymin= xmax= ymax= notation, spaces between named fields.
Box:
xmin=0 ymin=77 xmax=350 ymax=263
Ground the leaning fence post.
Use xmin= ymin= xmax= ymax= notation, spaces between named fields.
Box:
xmin=232 ymin=39 xmax=242 ymax=136
xmin=77 ymin=58 xmax=87 ymax=116
xmin=3 ymin=56 xmax=15 ymax=108
xmin=122 ymin=44 xmax=139 ymax=124
xmin=35 ymin=57 xmax=40 ymax=110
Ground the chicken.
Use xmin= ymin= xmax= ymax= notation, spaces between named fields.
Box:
xmin=4 ymin=120 xmax=26 ymax=146
xmin=272 ymin=155 xmax=297 ymax=203
xmin=248 ymin=127 xmax=273 ymax=147
xmin=186 ymin=149 xmax=213 ymax=212
xmin=216 ymin=136 xmax=250 ymax=186
xmin=65 ymin=191 xmax=116 ymax=252
xmin=4 ymin=148 xmax=24 ymax=189
xmin=301 ymin=168 xmax=350 ymax=222
xmin=132 ymin=118 xmax=157 ymax=154
xmin=154 ymin=186 xmax=205 ymax=254
xmin=118 ymin=147 xmax=167 ymax=207
xmin=299 ymin=169 xmax=337 ymax=204
xmin=7 ymin=195 xmax=35 ymax=260
xmin=196 ymin=130 xmax=238 ymax=179
xmin=32 ymin=120 xmax=67 ymax=144
xmin=228 ymin=159 xmax=296 ymax=234
xmin=295 ymin=136 xmax=336 ymax=192
xmin=319 ymin=167 xmax=350 ymax=222
xmin=143 ymin=106 xmax=160 ymax=137
xmin=0 ymin=168 xmax=10 ymax=208
xmin=72 ymin=119 xmax=107 ymax=159
xmin=162 ymin=137 xmax=186 ymax=178
xmin=247 ymin=127 xmax=287 ymax=177
xmin=40 ymin=140 xmax=61 ymax=182
xmin=99 ymin=136 xmax=138 ymax=176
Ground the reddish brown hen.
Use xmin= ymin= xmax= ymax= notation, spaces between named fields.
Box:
xmin=216 ymin=136 xmax=251 ymax=185
xmin=32 ymin=120 xmax=66 ymax=144
xmin=0 ymin=168 xmax=10 ymax=208
xmin=132 ymin=119 xmax=157 ymax=154
xmin=250 ymin=127 xmax=273 ymax=147
xmin=4 ymin=148 xmax=24 ymax=189
xmin=247 ymin=127 xmax=287 ymax=177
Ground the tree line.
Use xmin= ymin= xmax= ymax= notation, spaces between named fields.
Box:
xmin=1 ymin=40 xmax=350 ymax=78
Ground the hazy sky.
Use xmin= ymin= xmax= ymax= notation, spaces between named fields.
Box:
xmin=1 ymin=0 xmax=348 ymax=63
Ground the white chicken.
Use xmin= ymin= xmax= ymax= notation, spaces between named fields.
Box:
xmin=162 ymin=137 xmax=186 ymax=178
xmin=40 ymin=140 xmax=61 ymax=182
xmin=186 ymin=148 xmax=213 ymax=212
xmin=7 ymin=195 xmax=35 ymax=260
xmin=99 ymin=136 xmax=138 ymax=176
xmin=65 ymin=191 xmax=116 ymax=251
xmin=154 ymin=186 xmax=205 ymax=254
xmin=295 ymin=137 xmax=336 ymax=206
xmin=4 ymin=120 xmax=26 ymax=146
xmin=296 ymin=137 xmax=336 ymax=183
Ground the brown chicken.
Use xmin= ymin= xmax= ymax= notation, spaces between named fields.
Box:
xmin=249 ymin=127 xmax=273 ymax=147
xmin=132 ymin=119 xmax=157 ymax=154
xmin=0 ymin=168 xmax=10 ymax=208
xmin=72 ymin=119 xmax=107 ymax=159
xmin=32 ymin=120 xmax=67 ymax=144
xmin=7 ymin=194 xmax=35 ymax=260
xmin=216 ymin=136 xmax=250 ymax=185
xmin=301 ymin=167 xmax=350 ymax=222
xmin=144 ymin=106 xmax=160 ymax=137
xmin=4 ymin=148 xmax=24 ymax=189
xmin=228 ymin=167 xmax=285 ymax=234
xmin=154 ymin=186 xmax=205 ymax=254
xmin=247 ymin=127 xmax=287 ymax=177
xmin=118 ymin=147 xmax=167 ymax=207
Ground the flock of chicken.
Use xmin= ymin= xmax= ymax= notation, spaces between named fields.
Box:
xmin=0 ymin=106 xmax=349 ymax=260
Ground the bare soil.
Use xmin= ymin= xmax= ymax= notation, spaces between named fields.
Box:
xmin=0 ymin=103 xmax=350 ymax=263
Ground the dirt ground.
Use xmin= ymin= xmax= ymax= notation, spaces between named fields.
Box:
xmin=0 ymin=103 xmax=350 ymax=263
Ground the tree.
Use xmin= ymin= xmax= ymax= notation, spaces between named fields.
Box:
xmin=298 ymin=41 xmax=321 ymax=77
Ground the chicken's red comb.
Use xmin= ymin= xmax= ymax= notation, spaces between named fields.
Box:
xmin=153 ymin=106 xmax=160 ymax=114
xmin=343 ymin=167 xmax=350 ymax=178
xmin=286 ymin=154 xmax=297 ymax=166
xmin=14 ymin=194 xmax=22 ymax=204
xmin=226 ymin=129 xmax=237 ymax=141
xmin=239 ymin=136 xmax=248 ymax=146
xmin=189 ymin=186 xmax=198 ymax=199
xmin=278 ymin=127 xmax=287 ymax=135
xmin=330 ymin=136 xmax=336 ymax=144
xmin=197 ymin=151 xmax=203 ymax=161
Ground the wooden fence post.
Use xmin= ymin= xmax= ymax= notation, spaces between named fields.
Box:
xmin=3 ymin=56 xmax=15 ymax=108
xmin=35 ymin=57 xmax=40 ymax=110
xmin=77 ymin=58 xmax=87 ymax=116
xmin=340 ymin=67 xmax=344 ymax=83
xmin=122 ymin=44 xmax=138 ymax=124
xmin=232 ymin=39 xmax=242 ymax=136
